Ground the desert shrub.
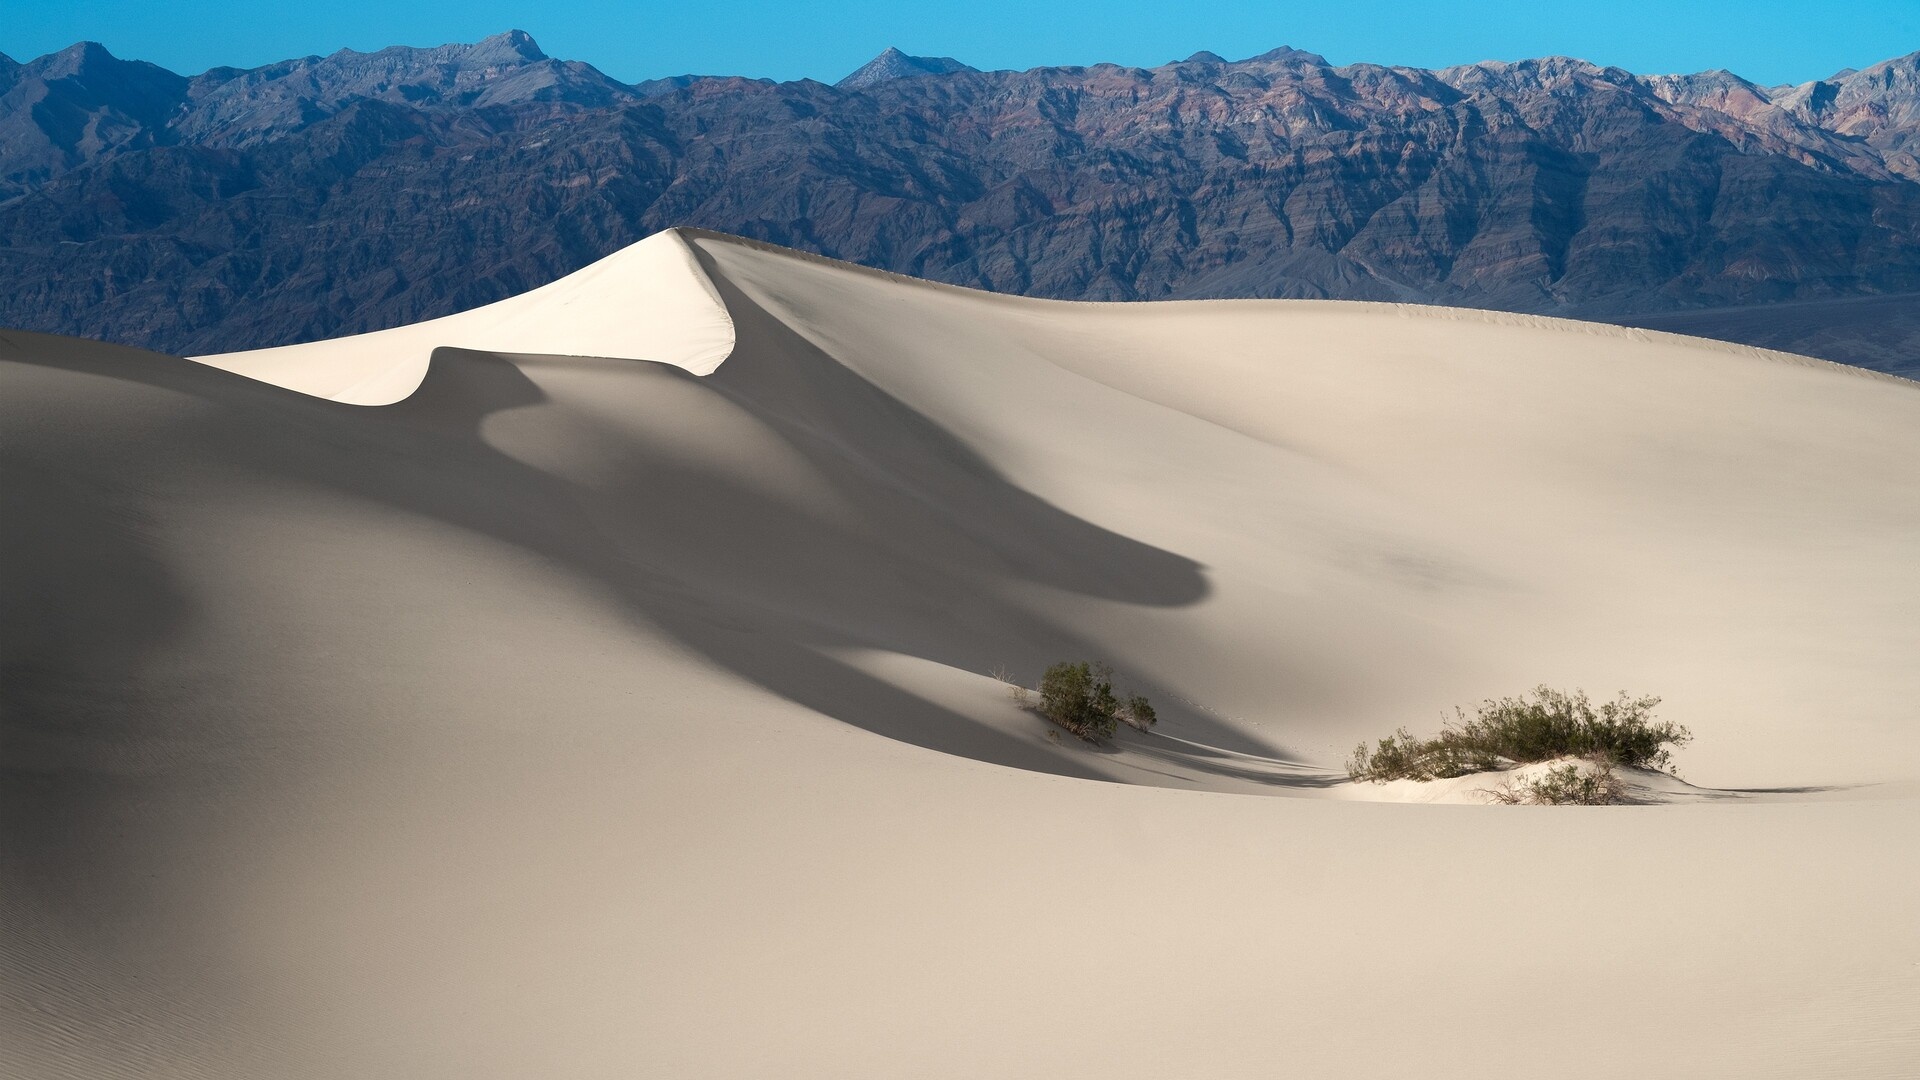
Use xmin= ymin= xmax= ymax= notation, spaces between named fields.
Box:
xmin=1349 ymin=686 xmax=1687 ymax=783
xmin=1039 ymin=661 xmax=1119 ymax=740
xmin=1032 ymin=661 xmax=1156 ymax=741
xmin=1483 ymin=755 xmax=1627 ymax=805
xmin=1120 ymin=693 xmax=1157 ymax=732
xmin=1344 ymin=727 xmax=1429 ymax=781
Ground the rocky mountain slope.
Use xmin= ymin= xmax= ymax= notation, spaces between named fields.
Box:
xmin=2 ymin=31 xmax=1918 ymax=372
xmin=835 ymin=47 xmax=977 ymax=89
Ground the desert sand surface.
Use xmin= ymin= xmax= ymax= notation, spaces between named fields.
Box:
xmin=4 ymin=228 xmax=1918 ymax=1078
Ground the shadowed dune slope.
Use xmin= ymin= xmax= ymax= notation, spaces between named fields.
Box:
xmin=3 ymin=230 xmax=1918 ymax=1078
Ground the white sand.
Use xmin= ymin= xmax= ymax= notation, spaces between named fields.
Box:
xmin=193 ymin=229 xmax=735 ymax=403
xmin=3 ymin=229 xmax=1917 ymax=1078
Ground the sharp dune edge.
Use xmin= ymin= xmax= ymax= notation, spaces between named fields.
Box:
xmin=3 ymin=229 xmax=1917 ymax=1077
xmin=192 ymin=230 xmax=738 ymax=404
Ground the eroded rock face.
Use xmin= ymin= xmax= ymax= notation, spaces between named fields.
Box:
xmin=2 ymin=34 xmax=1919 ymax=370
xmin=175 ymin=30 xmax=639 ymax=149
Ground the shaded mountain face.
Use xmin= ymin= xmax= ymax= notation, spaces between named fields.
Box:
xmin=2 ymin=32 xmax=1919 ymax=373
xmin=0 ymin=42 xmax=188 ymax=193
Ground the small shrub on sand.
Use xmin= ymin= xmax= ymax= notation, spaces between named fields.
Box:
xmin=1483 ymin=755 xmax=1627 ymax=805
xmin=1029 ymin=661 xmax=1157 ymax=742
xmin=1040 ymin=661 xmax=1120 ymax=740
xmin=1119 ymin=693 xmax=1157 ymax=733
xmin=1348 ymin=686 xmax=1687 ymax=784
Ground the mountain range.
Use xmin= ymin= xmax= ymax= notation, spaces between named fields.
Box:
xmin=2 ymin=31 xmax=1918 ymax=374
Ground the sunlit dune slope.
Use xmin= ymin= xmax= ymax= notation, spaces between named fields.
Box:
xmin=193 ymin=229 xmax=735 ymax=404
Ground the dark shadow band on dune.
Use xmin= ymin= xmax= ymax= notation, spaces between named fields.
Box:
xmin=0 ymin=333 xmax=308 ymax=1075
xmin=2 ymin=276 xmax=1277 ymax=811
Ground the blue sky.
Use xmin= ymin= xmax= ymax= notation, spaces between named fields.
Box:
xmin=7 ymin=0 xmax=1917 ymax=87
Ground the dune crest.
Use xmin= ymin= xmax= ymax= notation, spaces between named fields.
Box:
xmin=192 ymin=228 xmax=735 ymax=404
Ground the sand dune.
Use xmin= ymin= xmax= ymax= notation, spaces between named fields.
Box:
xmin=4 ymin=230 xmax=1917 ymax=1077
xmin=192 ymin=229 xmax=735 ymax=404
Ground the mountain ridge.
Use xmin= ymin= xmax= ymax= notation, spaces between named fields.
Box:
xmin=3 ymin=31 xmax=1919 ymax=374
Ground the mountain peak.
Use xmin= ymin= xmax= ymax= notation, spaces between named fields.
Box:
xmin=18 ymin=39 xmax=186 ymax=102
xmin=468 ymin=29 xmax=546 ymax=65
xmin=37 ymin=40 xmax=120 ymax=77
xmin=836 ymin=47 xmax=978 ymax=90
xmin=1243 ymin=45 xmax=1330 ymax=67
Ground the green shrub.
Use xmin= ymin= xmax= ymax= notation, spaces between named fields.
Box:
xmin=1033 ymin=661 xmax=1156 ymax=742
xmin=1349 ymin=686 xmax=1687 ymax=783
xmin=1483 ymin=756 xmax=1627 ymax=805
xmin=1344 ymin=727 xmax=1427 ymax=782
